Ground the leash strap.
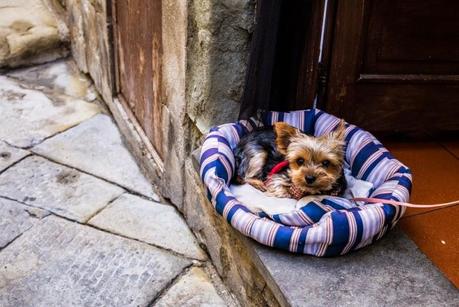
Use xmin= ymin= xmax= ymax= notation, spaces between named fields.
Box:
xmin=352 ymin=197 xmax=459 ymax=208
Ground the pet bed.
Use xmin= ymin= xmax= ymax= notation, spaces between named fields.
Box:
xmin=199 ymin=109 xmax=412 ymax=256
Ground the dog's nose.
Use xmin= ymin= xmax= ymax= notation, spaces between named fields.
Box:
xmin=305 ymin=175 xmax=316 ymax=184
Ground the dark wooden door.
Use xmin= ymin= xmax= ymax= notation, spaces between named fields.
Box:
xmin=325 ymin=0 xmax=459 ymax=136
xmin=113 ymin=0 xmax=163 ymax=158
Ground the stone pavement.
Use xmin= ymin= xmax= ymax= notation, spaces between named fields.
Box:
xmin=0 ymin=59 xmax=235 ymax=306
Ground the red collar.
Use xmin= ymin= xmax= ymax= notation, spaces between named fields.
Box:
xmin=268 ymin=160 xmax=289 ymax=177
xmin=266 ymin=160 xmax=305 ymax=199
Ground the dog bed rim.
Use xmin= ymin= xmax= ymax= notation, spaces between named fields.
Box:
xmin=199 ymin=109 xmax=412 ymax=256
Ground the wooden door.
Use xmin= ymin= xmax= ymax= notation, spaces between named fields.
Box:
xmin=113 ymin=0 xmax=163 ymax=158
xmin=324 ymin=0 xmax=459 ymax=136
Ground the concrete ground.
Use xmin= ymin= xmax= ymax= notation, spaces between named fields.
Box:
xmin=0 ymin=58 xmax=235 ymax=306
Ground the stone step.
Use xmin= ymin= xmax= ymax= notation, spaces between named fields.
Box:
xmin=253 ymin=228 xmax=459 ymax=306
xmin=187 ymin=151 xmax=459 ymax=306
xmin=0 ymin=0 xmax=69 ymax=68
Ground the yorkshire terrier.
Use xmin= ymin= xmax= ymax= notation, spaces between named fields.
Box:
xmin=234 ymin=121 xmax=347 ymax=199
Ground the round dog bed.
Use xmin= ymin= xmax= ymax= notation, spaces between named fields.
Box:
xmin=199 ymin=109 xmax=412 ymax=256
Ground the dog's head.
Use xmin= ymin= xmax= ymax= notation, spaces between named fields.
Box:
xmin=274 ymin=120 xmax=346 ymax=194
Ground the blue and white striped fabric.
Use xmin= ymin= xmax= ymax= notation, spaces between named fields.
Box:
xmin=200 ymin=109 xmax=412 ymax=256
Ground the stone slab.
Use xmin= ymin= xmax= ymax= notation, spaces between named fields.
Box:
xmin=155 ymin=267 xmax=227 ymax=307
xmin=0 ymin=156 xmax=124 ymax=222
xmin=7 ymin=58 xmax=97 ymax=101
xmin=0 ymin=76 xmax=100 ymax=148
xmin=253 ymin=227 xmax=459 ymax=306
xmin=33 ymin=114 xmax=159 ymax=200
xmin=0 ymin=197 xmax=49 ymax=248
xmin=89 ymin=193 xmax=206 ymax=260
xmin=0 ymin=216 xmax=191 ymax=307
xmin=0 ymin=141 xmax=29 ymax=173
xmin=0 ymin=0 xmax=67 ymax=68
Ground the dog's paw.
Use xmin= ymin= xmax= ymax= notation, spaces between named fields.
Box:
xmin=246 ymin=178 xmax=267 ymax=192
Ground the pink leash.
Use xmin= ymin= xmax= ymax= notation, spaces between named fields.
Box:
xmin=266 ymin=161 xmax=459 ymax=208
xmin=352 ymin=197 xmax=459 ymax=208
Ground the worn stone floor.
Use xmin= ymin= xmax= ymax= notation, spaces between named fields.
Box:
xmin=0 ymin=59 xmax=235 ymax=306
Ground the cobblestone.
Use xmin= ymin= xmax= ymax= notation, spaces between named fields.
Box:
xmin=7 ymin=58 xmax=98 ymax=101
xmin=0 ymin=156 xmax=124 ymax=222
xmin=155 ymin=267 xmax=227 ymax=307
xmin=0 ymin=58 xmax=231 ymax=306
xmin=33 ymin=114 xmax=158 ymax=200
xmin=89 ymin=193 xmax=206 ymax=260
xmin=0 ymin=76 xmax=100 ymax=148
xmin=0 ymin=141 xmax=29 ymax=173
xmin=0 ymin=197 xmax=49 ymax=248
xmin=0 ymin=216 xmax=191 ymax=307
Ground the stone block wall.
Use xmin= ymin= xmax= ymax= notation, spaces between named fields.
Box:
xmin=186 ymin=0 xmax=255 ymax=134
xmin=62 ymin=0 xmax=114 ymax=104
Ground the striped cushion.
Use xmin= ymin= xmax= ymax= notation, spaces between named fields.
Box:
xmin=200 ymin=109 xmax=412 ymax=256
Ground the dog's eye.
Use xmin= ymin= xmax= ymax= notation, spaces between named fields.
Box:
xmin=322 ymin=160 xmax=330 ymax=168
xmin=296 ymin=158 xmax=304 ymax=166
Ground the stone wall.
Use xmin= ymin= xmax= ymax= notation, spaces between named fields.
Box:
xmin=186 ymin=0 xmax=255 ymax=134
xmin=179 ymin=0 xmax=255 ymax=207
xmin=159 ymin=0 xmax=188 ymax=206
xmin=63 ymin=0 xmax=114 ymax=104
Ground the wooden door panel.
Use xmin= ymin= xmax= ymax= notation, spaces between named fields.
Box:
xmin=353 ymin=84 xmax=459 ymax=132
xmin=364 ymin=0 xmax=459 ymax=75
xmin=114 ymin=0 xmax=163 ymax=158
xmin=326 ymin=0 xmax=459 ymax=136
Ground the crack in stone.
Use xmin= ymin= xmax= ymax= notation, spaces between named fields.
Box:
xmin=86 ymin=221 xmax=203 ymax=262
xmin=0 ymin=152 xmax=31 ymax=175
xmin=0 ymin=232 xmax=24 ymax=252
xmin=0 ymin=197 xmax=50 ymax=251
xmin=29 ymin=151 xmax=161 ymax=202
xmin=1 ymin=117 xmax=93 ymax=151
xmin=0 ymin=209 xmax=49 ymax=251
xmin=25 ymin=114 xmax=100 ymax=150
xmin=83 ymin=192 xmax=125 ymax=222
xmin=0 ymin=195 xmax=45 ymax=214
xmin=0 ymin=195 xmax=203 ymax=262
xmin=146 ymin=263 xmax=195 ymax=307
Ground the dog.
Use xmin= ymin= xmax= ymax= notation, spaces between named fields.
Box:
xmin=234 ymin=120 xmax=347 ymax=199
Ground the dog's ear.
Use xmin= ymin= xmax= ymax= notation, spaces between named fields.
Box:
xmin=330 ymin=119 xmax=346 ymax=141
xmin=274 ymin=122 xmax=300 ymax=155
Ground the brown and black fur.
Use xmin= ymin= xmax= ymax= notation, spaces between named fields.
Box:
xmin=234 ymin=121 xmax=347 ymax=198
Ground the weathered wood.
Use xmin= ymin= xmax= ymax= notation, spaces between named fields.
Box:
xmin=325 ymin=0 xmax=459 ymax=136
xmin=113 ymin=0 xmax=164 ymax=158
